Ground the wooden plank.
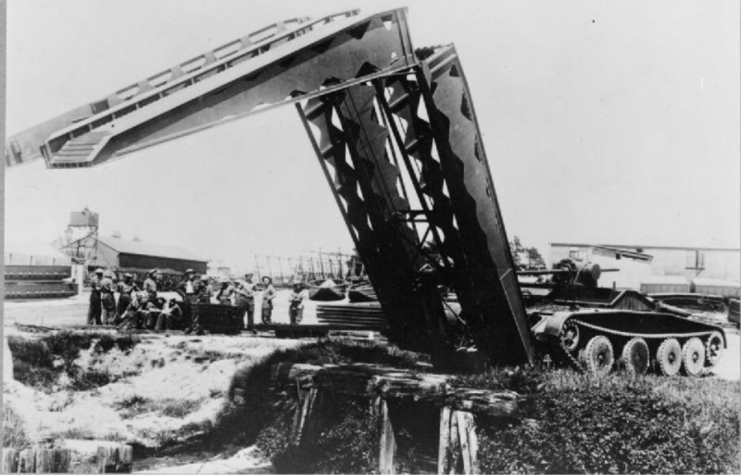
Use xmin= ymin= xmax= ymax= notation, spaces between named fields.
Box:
xmin=271 ymin=363 xmax=520 ymax=416
xmin=18 ymin=449 xmax=36 ymax=473
xmin=2 ymin=449 xmax=18 ymax=473
xmin=378 ymin=399 xmax=396 ymax=474
xmin=455 ymin=411 xmax=477 ymax=475
xmin=96 ymin=445 xmax=133 ymax=473
xmin=447 ymin=408 xmax=460 ymax=475
xmin=34 ymin=449 xmax=71 ymax=473
xmin=438 ymin=407 xmax=451 ymax=475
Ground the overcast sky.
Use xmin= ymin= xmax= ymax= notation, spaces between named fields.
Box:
xmin=5 ymin=0 xmax=740 ymax=270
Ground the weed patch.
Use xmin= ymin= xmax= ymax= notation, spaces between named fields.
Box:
xmin=457 ymin=367 xmax=741 ymax=474
xmin=3 ymin=404 xmax=31 ymax=449
xmin=7 ymin=331 xmax=140 ymax=391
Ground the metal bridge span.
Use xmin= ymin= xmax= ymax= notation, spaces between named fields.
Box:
xmin=5 ymin=8 xmax=534 ymax=365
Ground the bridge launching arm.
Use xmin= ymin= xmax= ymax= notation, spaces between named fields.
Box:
xmin=6 ymin=8 xmax=534 ymax=366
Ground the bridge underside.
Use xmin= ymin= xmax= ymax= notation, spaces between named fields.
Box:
xmin=6 ymin=8 xmax=534 ymax=365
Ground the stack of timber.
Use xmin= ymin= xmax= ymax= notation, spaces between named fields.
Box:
xmin=4 ymin=265 xmax=77 ymax=300
xmin=316 ymin=302 xmax=388 ymax=331
xmin=270 ymin=363 xmax=521 ymax=474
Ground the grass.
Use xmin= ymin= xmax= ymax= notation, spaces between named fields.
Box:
xmin=7 ymin=331 xmax=140 ymax=392
xmin=454 ymin=366 xmax=741 ymax=474
xmin=3 ymin=404 xmax=31 ymax=449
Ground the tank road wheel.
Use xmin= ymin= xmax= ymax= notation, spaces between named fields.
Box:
xmin=705 ymin=331 xmax=725 ymax=368
xmin=559 ymin=321 xmax=580 ymax=352
xmin=681 ymin=338 xmax=706 ymax=376
xmin=621 ymin=338 xmax=650 ymax=376
xmin=656 ymin=338 xmax=682 ymax=376
xmin=580 ymin=336 xmax=614 ymax=376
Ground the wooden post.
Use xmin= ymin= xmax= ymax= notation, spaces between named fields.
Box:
xmin=35 ymin=449 xmax=71 ymax=473
xmin=96 ymin=445 xmax=133 ymax=473
xmin=438 ymin=407 xmax=451 ymax=475
xmin=292 ymin=387 xmax=319 ymax=446
xmin=455 ymin=411 xmax=478 ymax=475
xmin=18 ymin=449 xmax=36 ymax=473
xmin=377 ymin=398 xmax=396 ymax=474
xmin=2 ymin=449 xmax=18 ymax=473
xmin=438 ymin=408 xmax=479 ymax=474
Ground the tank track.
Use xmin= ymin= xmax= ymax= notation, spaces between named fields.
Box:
xmin=556 ymin=318 xmax=722 ymax=376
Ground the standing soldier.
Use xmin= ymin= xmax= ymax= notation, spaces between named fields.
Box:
xmin=186 ymin=275 xmax=212 ymax=335
xmin=216 ymin=277 xmax=235 ymax=305
xmin=288 ymin=283 xmax=309 ymax=325
xmin=177 ymin=269 xmax=199 ymax=328
xmin=116 ymin=273 xmax=138 ymax=325
xmin=87 ymin=268 xmax=104 ymax=325
xmin=235 ymin=272 xmax=257 ymax=332
xmin=261 ymin=276 xmax=277 ymax=324
xmin=100 ymin=271 xmax=117 ymax=325
xmin=144 ymin=269 xmax=159 ymax=302
xmin=197 ymin=275 xmax=213 ymax=304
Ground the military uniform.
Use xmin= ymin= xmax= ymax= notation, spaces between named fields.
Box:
xmin=235 ymin=280 xmax=257 ymax=331
xmin=143 ymin=276 xmax=158 ymax=302
xmin=261 ymin=282 xmax=277 ymax=324
xmin=216 ymin=282 xmax=235 ymax=306
xmin=100 ymin=276 xmax=117 ymax=325
xmin=87 ymin=272 xmax=103 ymax=325
xmin=289 ymin=287 xmax=309 ymax=325
xmin=177 ymin=272 xmax=199 ymax=328
xmin=116 ymin=276 xmax=138 ymax=324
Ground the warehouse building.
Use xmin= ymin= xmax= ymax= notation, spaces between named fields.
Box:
xmin=92 ymin=236 xmax=208 ymax=275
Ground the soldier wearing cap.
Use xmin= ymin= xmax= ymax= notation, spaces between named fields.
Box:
xmin=144 ymin=269 xmax=160 ymax=302
xmin=100 ymin=271 xmax=117 ymax=325
xmin=235 ymin=271 xmax=257 ymax=332
xmin=116 ymin=273 xmax=138 ymax=324
xmin=87 ymin=268 xmax=105 ymax=325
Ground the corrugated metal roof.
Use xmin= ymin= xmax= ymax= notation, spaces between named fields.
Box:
xmin=97 ymin=236 xmax=206 ymax=263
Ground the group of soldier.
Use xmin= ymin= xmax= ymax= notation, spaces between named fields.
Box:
xmin=87 ymin=267 xmax=310 ymax=333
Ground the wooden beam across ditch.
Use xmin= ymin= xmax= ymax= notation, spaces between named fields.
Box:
xmin=271 ymin=362 xmax=520 ymax=474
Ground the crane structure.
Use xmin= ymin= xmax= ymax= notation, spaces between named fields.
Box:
xmin=6 ymin=8 xmax=533 ymax=365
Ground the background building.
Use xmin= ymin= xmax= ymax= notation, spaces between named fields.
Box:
xmin=602 ymin=244 xmax=740 ymax=282
xmin=93 ymin=236 xmax=208 ymax=275
xmin=550 ymin=242 xmax=741 ymax=292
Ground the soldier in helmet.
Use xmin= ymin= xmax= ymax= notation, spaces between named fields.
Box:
xmin=87 ymin=268 xmax=105 ymax=325
xmin=235 ymin=271 xmax=258 ymax=332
